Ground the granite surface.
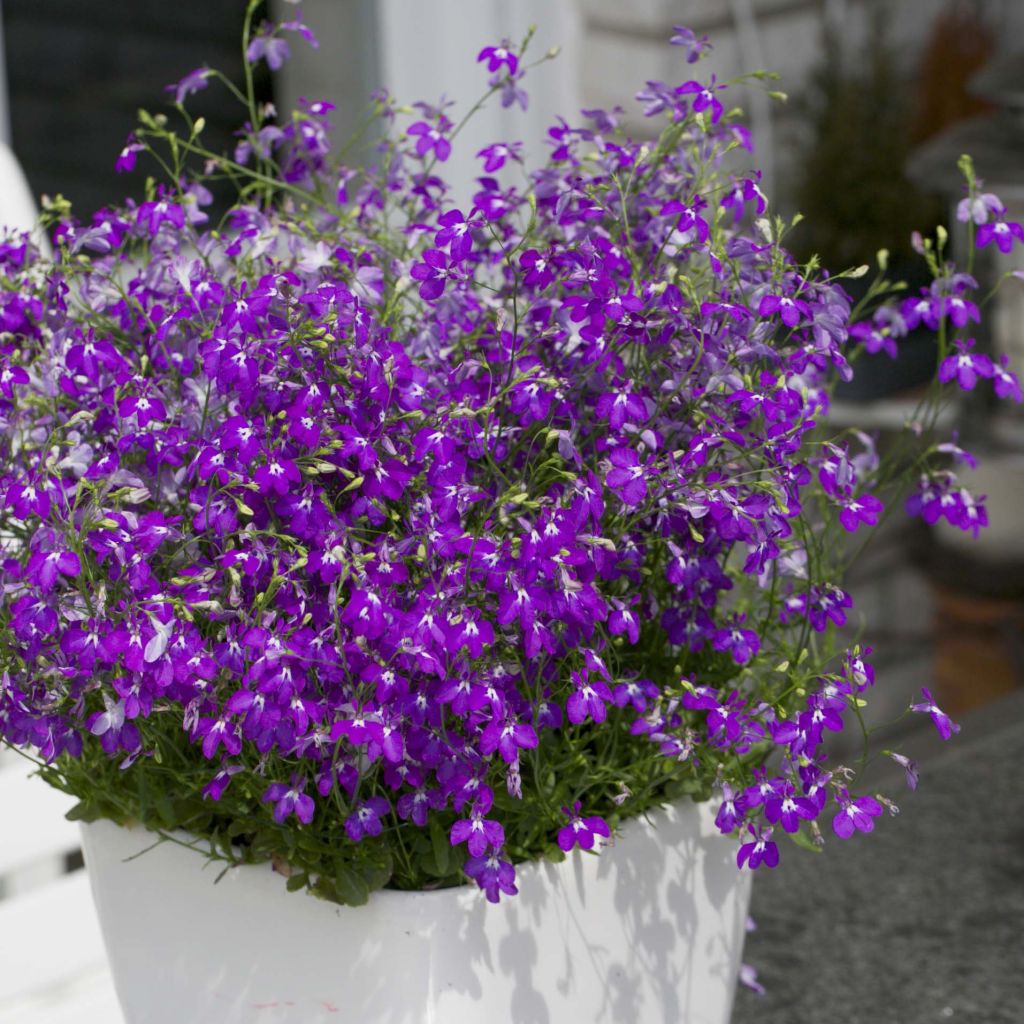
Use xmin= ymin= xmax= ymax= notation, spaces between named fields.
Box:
xmin=732 ymin=690 xmax=1024 ymax=1024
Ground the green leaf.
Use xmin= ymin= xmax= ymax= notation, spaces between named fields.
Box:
xmin=360 ymin=851 xmax=394 ymax=892
xmin=787 ymin=824 xmax=822 ymax=854
xmin=429 ymin=816 xmax=450 ymax=876
xmin=334 ymin=863 xmax=370 ymax=906
xmin=286 ymin=872 xmax=309 ymax=892
xmin=65 ymin=801 xmax=101 ymax=823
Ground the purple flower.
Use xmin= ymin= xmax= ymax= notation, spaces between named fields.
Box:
xmin=712 ymin=618 xmax=761 ymax=666
xmin=477 ymin=41 xmax=518 ymax=77
xmin=832 ymin=791 xmax=883 ymax=839
xmin=203 ymin=766 xmax=244 ymax=802
xmin=410 ymin=248 xmax=458 ymax=300
xmin=938 ymin=339 xmax=994 ymax=391
xmin=26 ymin=549 xmax=82 ymax=591
xmin=407 ymin=119 xmax=453 ymax=162
xmin=721 ymin=176 xmax=766 ymax=222
xmin=566 ymin=670 xmax=613 ymax=725
xmin=6 ymin=480 xmax=51 ymax=521
xmin=595 ymin=386 xmax=648 ymax=430
xmin=263 ymin=777 xmax=316 ymax=825
xmin=715 ymin=783 xmax=746 ymax=834
xmin=764 ymin=784 xmax=817 ymax=834
xmin=675 ymin=76 xmax=724 ymax=123
xmin=993 ymin=355 xmax=1023 ymax=403
xmin=166 ymin=67 xmax=211 ymax=105
xmin=605 ymin=446 xmax=648 ymax=507
xmin=739 ymin=963 xmax=766 ymax=996
xmin=493 ymin=71 xmax=528 ymax=111
xmin=557 ymin=802 xmax=611 ymax=852
xmin=253 ymin=456 xmax=300 ymax=496
xmin=246 ymin=20 xmax=317 ymax=71
xmin=910 ymin=687 xmax=960 ymax=740
xmin=450 ymin=807 xmax=505 ymax=857
xmin=196 ymin=717 xmax=242 ymax=759
xmin=464 ymin=851 xmax=518 ymax=903
xmin=976 ymin=219 xmax=1024 ymax=253
xmin=345 ymin=797 xmax=390 ymax=841
xmin=758 ymin=293 xmax=810 ymax=328
xmin=887 ymin=752 xmax=919 ymax=791
xmin=957 ymin=192 xmax=1003 ymax=224
xmin=479 ymin=713 xmax=539 ymax=763
xmin=115 ymin=135 xmax=146 ymax=174
xmin=0 ymin=15 xmax=988 ymax=909
xmin=670 ymin=26 xmax=711 ymax=63
xmin=435 ymin=209 xmax=477 ymax=262
xmin=477 ymin=141 xmax=523 ymax=173
xmin=737 ymin=825 xmax=779 ymax=869
xmin=839 ymin=493 xmax=884 ymax=532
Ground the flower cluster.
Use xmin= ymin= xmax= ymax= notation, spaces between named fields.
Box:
xmin=1 ymin=10 xmax=1018 ymax=905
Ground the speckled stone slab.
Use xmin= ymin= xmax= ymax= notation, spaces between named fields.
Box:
xmin=732 ymin=689 xmax=1024 ymax=1024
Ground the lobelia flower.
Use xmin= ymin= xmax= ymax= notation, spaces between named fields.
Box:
xmin=114 ymin=135 xmax=146 ymax=173
xmin=477 ymin=41 xmax=519 ymax=77
xmin=887 ymin=752 xmax=919 ymax=791
xmin=263 ymin=776 xmax=316 ymax=825
xmin=763 ymin=782 xmax=817 ymax=834
xmin=670 ymin=25 xmax=712 ymax=63
xmin=715 ymin=782 xmax=747 ymax=834
xmin=463 ymin=851 xmax=518 ymax=903
xmin=957 ymin=192 xmax=1003 ymax=224
xmin=558 ymin=802 xmax=611 ymax=852
xmin=910 ymin=687 xmax=960 ymax=740
xmin=605 ymin=446 xmax=650 ymax=507
xmin=739 ymin=963 xmax=767 ymax=997
xmin=736 ymin=824 xmax=779 ymax=869
xmin=407 ymin=117 xmax=453 ymax=161
xmin=477 ymin=141 xmax=523 ymax=173
xmin=345 ymin=797 xmax=391 ymax=841
xmin=410 ymin=248 xmax=460 ymax=299
xmin=450 ymin=805 xmax=505 ymax=857
xmin=1 ymin=15 xmax=1003 ymax=910
xmin=167 ymin=67 xmax=212 ymax=105
xmin=839 ymin=493 xmax=884 ymax=532
xmin=675 ymin=76 xmax=725 ymax=123
xmin=831 ymin=790 xmax=883 ymax=839
xmin=976 ymin=218 xmax=1024 ymax=254
xmin=992 ymin=355 xmax=1023 ymax=403
xmin=938 ymin=339 xmax=994 ymax=391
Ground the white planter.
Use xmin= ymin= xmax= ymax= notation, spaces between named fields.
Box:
xmin=80 ymin=799 xmax=751 ymax=1024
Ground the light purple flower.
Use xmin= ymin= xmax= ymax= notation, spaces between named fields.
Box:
xmin=910 ymin=687 xmax=960 ymax=740
xmin=166 ymin=67 xmax=211 ymax=105
xmin=670 ymin=26 xmax=711 ymax=63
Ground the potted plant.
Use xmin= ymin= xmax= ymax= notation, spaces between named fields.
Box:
xmin=1 ymin=8 xmax=1020 ymax=1023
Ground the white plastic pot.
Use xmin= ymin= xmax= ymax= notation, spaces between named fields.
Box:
xmin=80 ymin=799 xmax=751 ymax=1024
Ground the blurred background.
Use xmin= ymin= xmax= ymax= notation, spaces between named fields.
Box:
xmin=0 ymin=1 xmax=1023 ymax=1019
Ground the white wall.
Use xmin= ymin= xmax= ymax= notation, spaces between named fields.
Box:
xmin=272 ymin=0 xmax=583 ymax=208
xmin=377 ymin=0 xmax=582 ymax=205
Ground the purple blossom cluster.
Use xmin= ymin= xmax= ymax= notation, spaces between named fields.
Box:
xmin=0 ymin=18 xmax=1018 ymax=904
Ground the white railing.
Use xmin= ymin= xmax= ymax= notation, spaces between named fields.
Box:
xmin=0 ymin=751 xmax=121 ymax=1022
xmin=0 ymin=137 xmax=120 ymax=1021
